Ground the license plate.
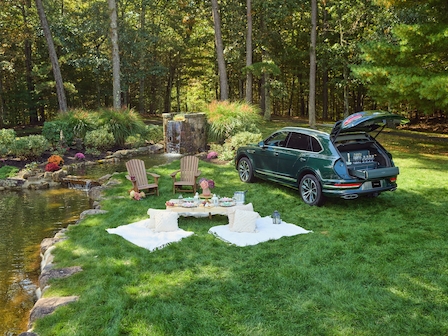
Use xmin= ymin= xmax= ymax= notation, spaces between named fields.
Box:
xmin=372 ymin=180 xmax=381 ymax=188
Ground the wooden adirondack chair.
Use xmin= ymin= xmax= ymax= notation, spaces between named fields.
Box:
xmin=170 ymin=156 xmax=201 ymax=194
xmin=126 ymin=159 xmax=160 ymax=196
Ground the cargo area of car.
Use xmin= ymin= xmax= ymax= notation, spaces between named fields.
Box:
xmin=335 ymin=138 xmax=398 ymax=180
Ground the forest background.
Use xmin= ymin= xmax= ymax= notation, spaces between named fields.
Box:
xmin=0 ymin=0 xmax=447 ymax=128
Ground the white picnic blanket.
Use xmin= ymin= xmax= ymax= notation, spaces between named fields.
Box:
xmin=208 ymin=216 xmax=312 ymax=247
xmin=106 ymin=219 xmax=194 ymax=252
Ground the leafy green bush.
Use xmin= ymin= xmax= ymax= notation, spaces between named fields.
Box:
xmin=10 ymin=135 xmax=49 ymax=160
xmin=205 ymin=101 xmax=262 ymax=143
xmin=0 ymin=128 xmax=16 ymax=156
xmin=144 ymin=124 xmax=163 ymax=143
xmin=0 ymin=166 xmax=19 ymax=179
xmin=42 ymin=120 xmax=74 ymax=147
xmin=124 ymin=134 xmax=145 ymax=148
xmin=210 ymin=131 xmax=263 ymax=161
xmin=84 ymin=126 xmax=115 ymax=151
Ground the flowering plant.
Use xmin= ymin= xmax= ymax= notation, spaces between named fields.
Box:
xmin=45 ymin=162 xmax=61 ymax=172
xmin=74 ymin=152 xmax=85 ymax=160
xmin=48 ymin=154 xmax=64 ymax=166
xmin=129 ymin=190 xmax=146 ymax=200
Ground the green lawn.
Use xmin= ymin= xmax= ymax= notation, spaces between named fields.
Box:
xmin=34 ymin=129 xmax=448 ymax=335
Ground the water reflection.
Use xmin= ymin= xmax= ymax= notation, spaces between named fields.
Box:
xmin=0 ymin=153 xmax=179 ymax=335
xmin=0 ymin=188 xmax=91 ymax=335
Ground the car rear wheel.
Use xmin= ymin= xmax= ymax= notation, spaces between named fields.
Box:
xmin=299 ymin=174 xmax=324 ymax=206
xmin=238 ymin=157 xmax=255 ymax=183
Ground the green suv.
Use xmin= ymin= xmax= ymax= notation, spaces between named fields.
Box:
xmin=235 ymin=111 xmax=408 ymax=206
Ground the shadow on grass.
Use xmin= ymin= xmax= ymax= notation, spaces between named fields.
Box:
xmin=34 ymin=159 xmax=448 ymax=335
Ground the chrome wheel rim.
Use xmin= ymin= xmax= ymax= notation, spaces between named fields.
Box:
xmin=301 ymin=177 xmax=318 ymax=204
xmin=238 ymin=160 xmax=250 ymax=182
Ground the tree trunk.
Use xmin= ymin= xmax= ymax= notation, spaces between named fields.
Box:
xmin=308 ymin=0 xmax=317 ymax=128
xmin=343 ymin=65 xmax=349 ymax=117
xmin=35 ymin=0 xmax=67 ymax=113
xmin=211 ymin=0 xmax=228 ymax=101
xmin=108 ymin=0 xmax=121 ymax=109
xmin=245 ymin=0 xmax=253 ymax=103
xmin=138 ymin=0 xmax=146 ymax=113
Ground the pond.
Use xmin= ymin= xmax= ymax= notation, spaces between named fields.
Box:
xmin=0 ymin=154 xmax=179 ymax=335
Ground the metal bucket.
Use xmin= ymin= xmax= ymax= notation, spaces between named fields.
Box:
xmin=233 ymin=191 xmax=246 ymax=205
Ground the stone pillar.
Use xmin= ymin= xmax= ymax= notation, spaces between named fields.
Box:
xmin=162 ymin=113 xmax=207 ymax=154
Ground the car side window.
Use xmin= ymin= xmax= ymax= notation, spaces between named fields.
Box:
xmin=310 ymin=137 xmax=322 ymax=152
xmin=286 ymin=132 xmax=311 ymax=151
xmin=265 ymin=131 xmax=288 ymax=147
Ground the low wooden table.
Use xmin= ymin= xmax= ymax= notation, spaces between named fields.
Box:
xmin=165 ymin=199 xmax=235 ymax=219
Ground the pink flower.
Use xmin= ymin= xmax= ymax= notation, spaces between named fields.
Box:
xmin=207 ymin=151 xmax=218 ymax=160
xmin=74 ymin=152 xmax=85 ymax=160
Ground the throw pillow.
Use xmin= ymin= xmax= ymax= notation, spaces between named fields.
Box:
xmin=154 ymin=211 xmax=179 ymax=232
xmin=227 ymin=203 xmax=254 ymax=229
xmin=230 ymin=209 xmax=260 ymax=233
xmin=146 ymin=209 xmax=167 ymax=229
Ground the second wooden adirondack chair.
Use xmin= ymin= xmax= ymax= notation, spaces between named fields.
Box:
xmin=170 ymin=156 xmax=201 ymax=194
xmin=126 ymin=159 xmax=160 ymax=196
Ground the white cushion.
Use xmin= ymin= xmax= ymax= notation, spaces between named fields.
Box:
xmin=227 ymin=203 xmax=254 ymax=229
xmin=154 ymin=211 xmax=179 ymax=232
xmin=146 ymin=209 xmax=167 ymax=229
xmin=230 ymin=209 xmax=260 ymax=233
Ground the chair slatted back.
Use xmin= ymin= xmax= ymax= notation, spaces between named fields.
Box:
xmin=126 ymin=159 xmax=147 ymax=187
xmin=180 ymin=156 xmax=199 ymax=183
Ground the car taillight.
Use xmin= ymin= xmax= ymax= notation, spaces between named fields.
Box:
xmin=333 ymin=183 xmax=362 ymax=188
xmin=390 ymin=177 xmax=397 ymax=182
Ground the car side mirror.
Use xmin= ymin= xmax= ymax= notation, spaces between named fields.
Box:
xmin=258 ymin=141 xmax=265 ymax=148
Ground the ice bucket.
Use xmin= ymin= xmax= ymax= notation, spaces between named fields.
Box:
xmin=233 ymin=191 xmax=246 ymax=205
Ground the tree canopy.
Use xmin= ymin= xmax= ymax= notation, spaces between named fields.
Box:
xmin=0 ymin=0 xmax=446 ymax=127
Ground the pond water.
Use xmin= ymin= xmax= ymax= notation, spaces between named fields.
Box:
xmin=0 ymin=153 xmax=179 ymax=335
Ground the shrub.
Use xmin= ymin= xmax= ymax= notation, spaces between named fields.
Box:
xmin=0 ymin=129 xmax=16 ymax=156
xmin=48 ymin=154 xmax=64 ymax=166
xmin=211 ymin=131 xmax=263 ymax=161
xmin=144 ymin=124 xmax=163 ymax=143
xmin=84 ymin=126 xmax=115 ymax=151
xmin=42 ymin=120 xmax=74 ymax=147
xmin=45 ymin=162 xmax=61 ymax=172
xmin=10 ymin=135 xmax=49 ymax=160
xmin=205 ymin=101 xmax=262 ymax=143
xmin=125 ymin=134 xmax=145 ymax=148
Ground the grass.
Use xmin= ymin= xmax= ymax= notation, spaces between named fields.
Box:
xmin=33 ymin=127 xmax=448 ymax=335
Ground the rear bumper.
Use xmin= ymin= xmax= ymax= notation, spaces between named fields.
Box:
xmin=322 ymin=181 xmax=398 ymax=198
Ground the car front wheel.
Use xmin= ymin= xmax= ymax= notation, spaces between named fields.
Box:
xmin=299 ymin=174 xmax=324 ymax=206
xmin=238 ymin=157 xmax=255 ymax=183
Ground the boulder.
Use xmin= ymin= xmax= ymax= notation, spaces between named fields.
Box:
xmin=28 ymin=296 xmax=79 ymax=329
xmin=79 ymin=209 xmax=108 ymax=220
xmin=38 ymin=266 xmax=83 ymax=291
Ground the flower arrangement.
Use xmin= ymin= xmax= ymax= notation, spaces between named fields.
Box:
xmin=74 ymin=152 xmax=85 ymax=160
xmin=199 ymin=178 xmax=215 ymax=196
xmin=130 ymin=190 xmax=146 ymax=200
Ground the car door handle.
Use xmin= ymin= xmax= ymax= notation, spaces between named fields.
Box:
xmin=274 ymin=152 xmax=279 ymax=156
xmin=300 ymin=157 xmax=306 ymax=162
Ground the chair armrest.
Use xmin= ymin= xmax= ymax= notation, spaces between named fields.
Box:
xmin=194 ymin=170 xmax=202 ymax=178
xmin=170 ymin=170 xmax=181 ymax=179
xmin=147 ymin=172 xmax=160 ymax=184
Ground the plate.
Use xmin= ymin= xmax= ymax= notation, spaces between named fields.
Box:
xmin=182 ymin=202 xmax=197 ymax=208
xmin=220 ymin=197 xmax=233 ymax=202
xmin=182 ymin=197 xmax=195 ymax=202
xmin=220 ymin=201 xmax=235 ymax=207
